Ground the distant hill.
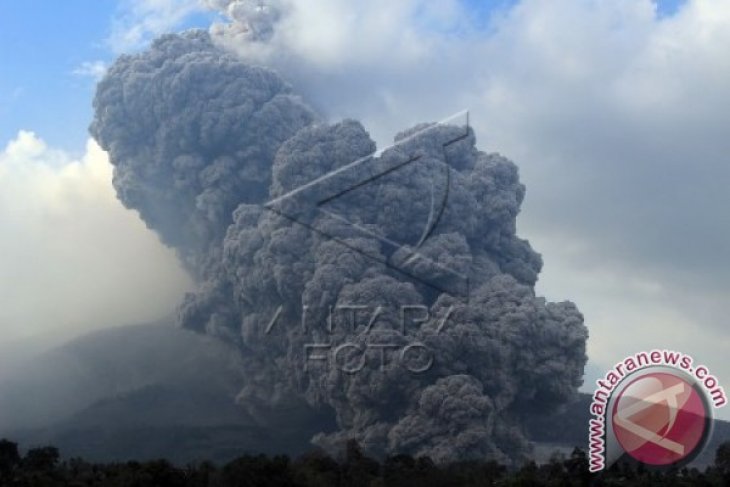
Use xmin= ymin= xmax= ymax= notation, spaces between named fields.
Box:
xmin=1 ymin=322 xmax=727 ymax=466
xmin=0 ymin=320 xmax=246 ymax=431
xmin=14 ymin=384 xmax=333 ymax=464
xmin=0 ymin=321 xmax=334 ymax=463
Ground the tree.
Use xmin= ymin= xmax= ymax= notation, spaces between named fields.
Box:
xmin=22 ymin=446 xmax=59 ymax=472
xmin=293 ymin=449 xmax=341 ymax=486
xmin=342 ymin=440 xmax=380 ymax=487
xmin=0 ymin=439 xmax=20 ymax=478
xmin=220 ymin=454 xmax=298 ymax=487
xmin=715 ymin=441 xmax=730 ymax=474
xmin=564 ymin=447 xmax=591 ymax=486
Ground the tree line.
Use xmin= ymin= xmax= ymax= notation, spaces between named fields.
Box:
xmin=1 ymin=438 xmax=730 ymax=486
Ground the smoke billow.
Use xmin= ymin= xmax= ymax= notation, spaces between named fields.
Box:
xmin=90 ymin=30 xmax=316 ymax=276
xmin=91 ymin=30 xmax=587 ymax=464
xmin=204 ymin=0 xmax=283 ymax=43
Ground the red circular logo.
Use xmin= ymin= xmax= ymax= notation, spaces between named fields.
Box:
xmin=612 ymin=371 xmax=709 ymax=466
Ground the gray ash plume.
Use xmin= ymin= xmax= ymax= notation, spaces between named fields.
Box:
xmin=91 ymin=30 xmax=587 ymax=465
xmin=90 ymin=30 xmax=316 ymax=276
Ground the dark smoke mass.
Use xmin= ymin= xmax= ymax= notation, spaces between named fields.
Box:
xmin=91 ymin=31 xmax=588 ymax=465
xmin=90 ymin=30 xmax=316 ymax=276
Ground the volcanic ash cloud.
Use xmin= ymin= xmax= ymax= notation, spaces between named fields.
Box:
xmin=91 ymin=31 xmax=587 ymax=465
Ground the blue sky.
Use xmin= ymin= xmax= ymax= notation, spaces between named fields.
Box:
xmin=0 ymin=1 xmax=113 ymax=153
xmin=655 ymin=0 xmax=686 ymax=17
xmin=0 ymin=1 xmax=215 ymax=154
xmin=0 ymin=0 xmax=686 ymax=155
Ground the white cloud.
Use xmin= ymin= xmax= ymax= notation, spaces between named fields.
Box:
xmin=0 ymin=131 xmax=192 ymax=344
xmin=109 ymin=0 xmax=204 ymax=53
xmin=72 ymin=60 xmax=108 ymax=81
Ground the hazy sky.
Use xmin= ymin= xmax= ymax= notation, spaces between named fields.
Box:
xmin=2 ymin=0 xmax=729 ymax=418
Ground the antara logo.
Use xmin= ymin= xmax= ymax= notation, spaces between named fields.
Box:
xmin=588 ymin=350 xmax=726 ymax=472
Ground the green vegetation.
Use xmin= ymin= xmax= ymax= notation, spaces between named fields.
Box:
xmin=0 ymin=438 xmax=729 ymax=486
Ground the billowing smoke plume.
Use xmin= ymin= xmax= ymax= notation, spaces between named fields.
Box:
xmin=90 ymin=30 xmax=316 ymax=276
xmin=204 ymin=0 xmax=283 ymax=43
xmin=91 ymin=31 xmax=587 ymax=464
